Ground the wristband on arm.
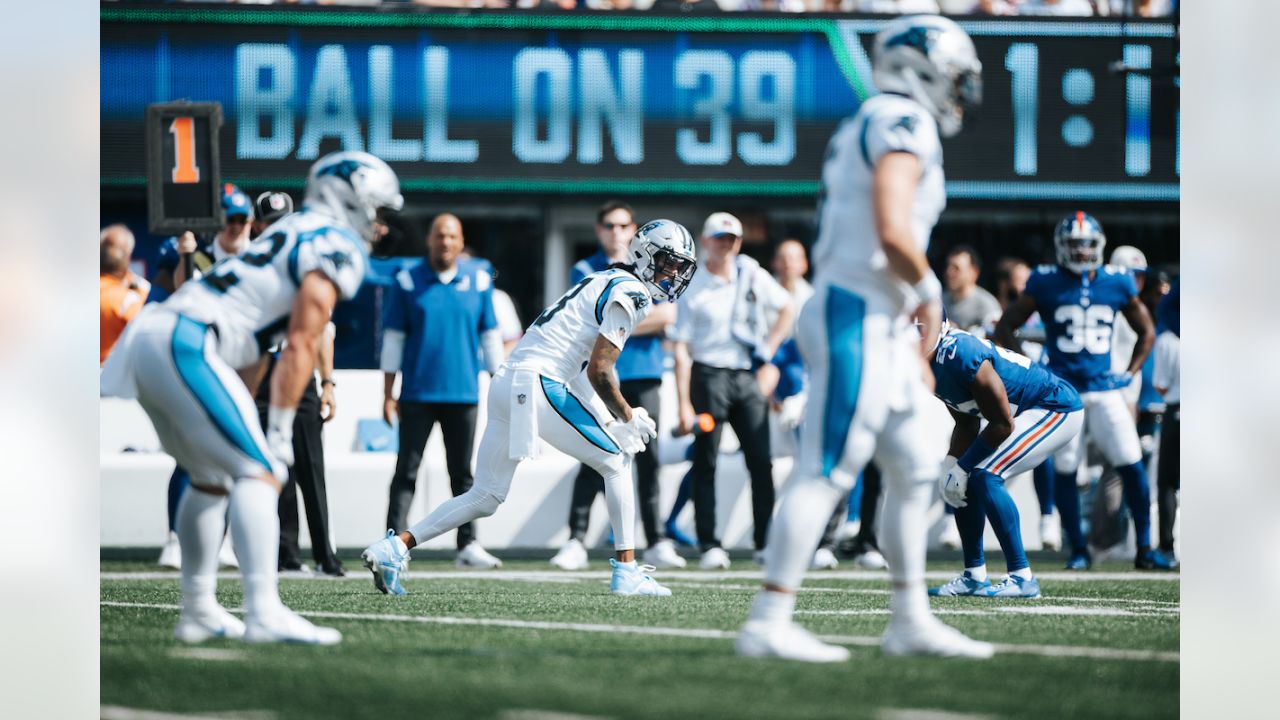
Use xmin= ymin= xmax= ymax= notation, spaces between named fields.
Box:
xmin=956 ymin=436 xmax=997 ymax=473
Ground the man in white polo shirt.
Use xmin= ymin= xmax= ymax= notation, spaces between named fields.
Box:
xmin=672 ymin=212 xmax=795 ymax=569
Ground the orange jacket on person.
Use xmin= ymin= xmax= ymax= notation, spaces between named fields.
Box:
xmin=100 ymin=272 xmax=150 ymax=365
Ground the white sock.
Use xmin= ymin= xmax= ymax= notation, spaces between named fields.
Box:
xmin=762 ymin=476 xmax=846 ymax=590
xmin=176 ymin=487 xmax=227 ymax=614
xmin=1012 ymin=567 xmax=1034 ymax=580
xmin=964 ymin=565 xmax=988 ymax=582
xmin=748 ymin=590 xmax=797 ymax=625
xmin=881 ymin=474 xmax=933 ymax=624
xmin=229 ymin=479 xmax=284 ymax=618
xmin=601 ymin=459 xmax=636 ymax=553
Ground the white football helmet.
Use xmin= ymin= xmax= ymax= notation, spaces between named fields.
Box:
xmin=1054 ymin=211 xmax=1107 ymax=275
xmin=872 ymin=15 xmax=982 ymax=138
xmin=305 ymin=151 xmax=404 ymax=243
xmin=629 ymin=219 xmax=697 ymax=303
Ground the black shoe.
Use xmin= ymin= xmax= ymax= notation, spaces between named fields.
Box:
xmin=315 ymin=562 xmax=346 ymax=577
xmin=279 ymin=560 xmax=305 ymax=572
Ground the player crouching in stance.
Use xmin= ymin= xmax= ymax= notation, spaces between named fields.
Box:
xmin=736 ymin=16 xmax=993 ymax=662
xmin=101 ymin=151 xmax=404 ymax=644
xmin=928 ymin=323 xmax=1083 ymax=599
xmin=362 ymin=219 xmax=698 ymax=597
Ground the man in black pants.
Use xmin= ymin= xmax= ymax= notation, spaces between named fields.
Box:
xmin=672 ymin=213 xmax=794 ymax=569
xmin=1152 ymin=282 xmax=1180 ymax=564
xmin=549 ymin=201 xmax=684 ymax=570
xmin=380 ymin=214 xmax=506 ymax=568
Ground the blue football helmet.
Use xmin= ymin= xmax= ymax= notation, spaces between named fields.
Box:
xmin=1054 ymin=211 xmax=1107 ymax=275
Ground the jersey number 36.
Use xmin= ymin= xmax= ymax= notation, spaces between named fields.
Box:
xmin=1054 ymin=304 xmax=1114 ymax=354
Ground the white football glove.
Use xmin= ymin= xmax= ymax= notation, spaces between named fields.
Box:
xmin=608 ymin=407 xmax=658 ymax=455
xmin=266 ymin=406 xmax=296 ymax=467
xmin=939 ymin=464 xmax=969 ymax=509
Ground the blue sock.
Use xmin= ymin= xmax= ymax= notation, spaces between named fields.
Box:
xmin=1116 ymin=462 xmax=1153 ymax=549
xmin=664 ymin=468 xmax=697 ymax=547
xmin=1055 ymin=470 xmax=1087 ymax=554
xmin=166 ymin=467 xmax=191 ymax=533
xmin=974 ymin=470 xmax=1028 ymax=573
xmin=953 ymin=484 xmax=986 ymax=570
xmin=846 ymin=472 xmax=864 ymax=523
xmin=1033 ymin=459 xmax=1055 ymax=515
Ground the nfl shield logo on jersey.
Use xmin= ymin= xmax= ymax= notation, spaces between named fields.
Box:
xmin=518 ymin=394 xmax=527 ymax=405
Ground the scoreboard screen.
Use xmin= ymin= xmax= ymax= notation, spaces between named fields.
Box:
xmin=103 ymin=7 xmax=1178 ymax=202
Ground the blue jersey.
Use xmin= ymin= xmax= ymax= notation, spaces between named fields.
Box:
xmin=384 ymin=258 xmax=498 ymax=404
xmin=571 ymin=251 xmax=666 ymax=382
xmin=1024 ymin=264 xmax=1138 ymax=392
xmin=771 ymin=338 xmax=805 ymax=401
xmin=933 ymin=329 xmax=1081 ymax=418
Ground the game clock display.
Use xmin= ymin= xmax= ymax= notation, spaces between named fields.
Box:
xmin=103 ymin=8 xmax=1178 ymax=202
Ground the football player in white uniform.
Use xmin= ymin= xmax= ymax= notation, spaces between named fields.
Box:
xmin=101 ymin=151 xmax=404 ymax=645
xmin=737 ymin=16 xmax=994 ymax=662
xmin=362 ymin=220 xmax=698 ymax=597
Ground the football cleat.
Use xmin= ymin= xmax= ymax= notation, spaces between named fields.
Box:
xmin=1135 ymin=547 xmax=1178 ymax=571
xmin=982 ymin=574 xmax=1041 ymax=599
xmin=1064 ymin=551 xmax=1092 ymax=571
xmin=244 ymin=608 xmax=342 ymax=646
xmin=736 ymin=620 xmax=851 ymax=663
xmin=1039 ymin=514 xmax=1062 ymax=552
xmin=158 ymin=531 xmax=182 ymax=570
xmin=939 ymin=521 xmax=962 ymax=550
xmin=699 ymin=546 xmax=731 ymax=570
xmin=854 ymin=548 xmax=888 ymax=570
xmin=881 ymin=617 xmax=995 ymax=659
xmin=929 ymin=572 xmax=992 ymax=597
xmin=810 ymin=547 xmax=839 ymax=570
xmin=174 ymin=606 xmax=246 ymax=644
xmin=456 ymin=541 xmax=503 ymax=569
xmin=361 ymin=529 xmax=409 ymax=596
xmin=550 ymin=538 xmax=589 ymax=571
xmin=609 ymin=559 xmax=672 ymax=597
xmin=643 ymin=539 xmax=687 ymax=569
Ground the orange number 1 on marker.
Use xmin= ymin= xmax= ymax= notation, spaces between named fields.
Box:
xmin=169 ymin=116 xmax=200 ymax=184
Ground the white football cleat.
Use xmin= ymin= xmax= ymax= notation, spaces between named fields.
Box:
xmin=456 ymin=542 xmax=503 ymax=569
xmin=643 ymin=539 xmax=687 ymax=569
xmin=736 ymin=620 xmax=851 ymax=663
xmin=1040 ymin=514 xmax=1062 ymax=551
xmin=244 ymin=608 xmax=342 ymax=646
xmin=158 ymin=531 xmax=182 ymax=570
xmin=550 ymin=538 xmax=589 ymax=570
xmin=217 ymin=534 xmax=239 ymax=569
xmin=854 ymin=548 xmax=888 ymax=570
xmin=810 ymin=547 xmax=839 ymax=570
xmin=609 ymin=559 xmax=672 ymax=597
xmin=174 ymin=605 xmax=246 ymax=644
xmin=881 ymin=617 xmax=994 ymax=659
xmin=699 ymin=546 xmax=731 ymax=570
xmin=939 ymin=520 xmax=962 ymax=551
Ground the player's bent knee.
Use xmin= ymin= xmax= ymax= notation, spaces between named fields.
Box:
xmin=469 ymin=489 xmax=505 ymax=518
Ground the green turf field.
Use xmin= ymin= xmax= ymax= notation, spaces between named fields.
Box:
xmin=101 ymin=557 xmax=1178 ymax=720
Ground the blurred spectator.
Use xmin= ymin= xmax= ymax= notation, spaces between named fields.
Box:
xmin=1014 ymin=0 xmax=1095 ymax=15
xmin=462 ymin=245 xmax=524 ymax=354
xmin=549 ymin=201 xmax=683 ymax=571
xmin=99 ymin=224 xmax=150 ymax=365
xmin=672 ymin=212 xmax=793 ymax=569
xmin=381 ymin=213 xmax=505 ymax=569
xmin=1152 ymin=279 xmax=1179 ymax=561
xmin=252 ymin=191 xmax=294 ymax=238
xmin=994 ymin=257 xmax=1031 ymax=310
xmin=942 ymin=245 xmax=1001 ymax=334
xmin=855 ymin=0 xmax=940 ymax=12
xmin=153 ymin=183 xmax=253 ymax=295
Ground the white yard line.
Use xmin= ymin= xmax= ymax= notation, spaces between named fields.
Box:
xmin=798 ymin=605 xmax=1177 ymax=618
xmin=168 ymin=647 xmax=247 ymax=662
xmin=662 ymin=581 xmax=1179 ymax=607
xmin=100 ymin=601 xmax=1179 ymax=663
xmin=100 ymin=569 xmax=1179 ymax=582
xmin=101 ymin=706 xmax=275 ymax=720
xmin=877 ymin=709 xmax=998 ymax=720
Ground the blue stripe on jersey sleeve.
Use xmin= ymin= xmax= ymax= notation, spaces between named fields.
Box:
xmin=594 ymin=276 xmax=632 ymax=324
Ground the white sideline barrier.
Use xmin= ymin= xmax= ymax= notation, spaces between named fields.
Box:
xmin=100 ymin=370 xmax=1048 ymax=551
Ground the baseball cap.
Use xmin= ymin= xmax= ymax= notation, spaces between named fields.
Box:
xmin=702 ymin=212 xmax=743 ymax=239
xmin=1110 ymin=245 xmax=1148 ymax=272
xmin=222 ymin=183 xmax=253 ymax=220
xmin=254 ymin=191 xmax=294 ymax=224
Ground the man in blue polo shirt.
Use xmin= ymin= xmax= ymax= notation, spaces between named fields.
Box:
xmin=549 ymin=200 xmax=686 ymax=570
xmin=381 ymin=213 xmax=506 ymax=569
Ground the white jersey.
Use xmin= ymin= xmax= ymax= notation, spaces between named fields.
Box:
xmin=810 ymin=93 xmax=945 ymax=317
xmin=164 ymin=208 xmax=367 ymax=369
xmin=506 ymin=267 xmax=652 ymax=382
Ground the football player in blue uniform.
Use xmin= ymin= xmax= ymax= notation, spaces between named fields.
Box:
xmin=995 ymin=212 xmax=1175 ymax=570
xmin=929 ymin=324 xmax=1083 ymax=598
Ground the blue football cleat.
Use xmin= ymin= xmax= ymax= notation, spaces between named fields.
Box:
xmin=928 ymin=573 xmax=992 ymax=597
xmin=1135 ymin=548 xmax=1178 ymax=570
xmin=609 ymin=559 xmax=672 ymax=597
xmin=1064 ymin=551 xmax=1092 ymax=571
xmin=982 ymin=574 xmax=1041 ymax=599
xmin=361 ymin=529 xmax=410 ymax=596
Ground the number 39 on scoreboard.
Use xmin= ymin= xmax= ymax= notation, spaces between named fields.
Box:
xmin=145 ymin=101 xmax=224 ymax=235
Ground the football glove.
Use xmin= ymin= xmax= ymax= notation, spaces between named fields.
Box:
xmin=266 ymin=406 xmax=296 ymax=467
xmin=939 ymin=464 xmax=969 ymax=509
xmin=608 ymin=407 xmax=658 ymax=455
